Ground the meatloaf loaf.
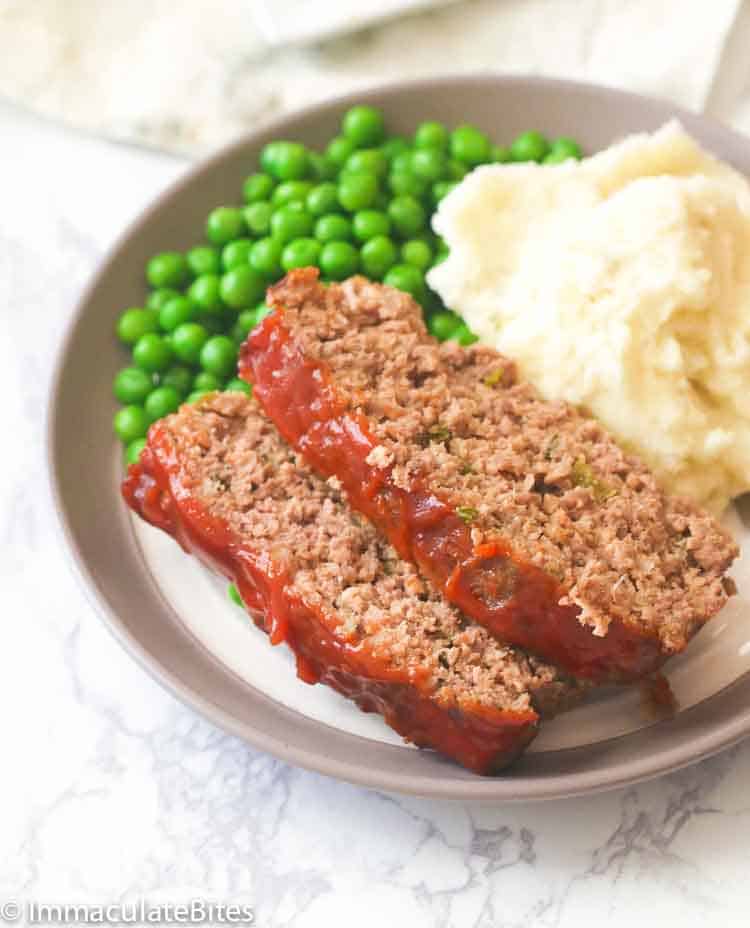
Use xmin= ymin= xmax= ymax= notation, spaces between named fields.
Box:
xmin=122 ymin=392 xmax=583 ymax=774
xmin=239 ymin=268 xmax=738 ymax=684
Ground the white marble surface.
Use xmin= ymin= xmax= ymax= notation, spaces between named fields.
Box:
xmin=4 ymin=97 xmax=750 ymax=926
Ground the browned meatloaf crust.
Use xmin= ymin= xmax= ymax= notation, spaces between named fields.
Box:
xmin=122 ymin=393 xmax=583 ymax=774
xmin=239 ymin=268 xmax=738 ymax=683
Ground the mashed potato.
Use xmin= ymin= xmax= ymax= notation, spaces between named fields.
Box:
xmin=428 ymin=122 xmax=750 ymax=513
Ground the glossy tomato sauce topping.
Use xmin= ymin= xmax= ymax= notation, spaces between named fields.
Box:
xmin=241 ymin=312 xmax=664 ymax=683
xmin=122 ymin=428 xmax=540 ymax=775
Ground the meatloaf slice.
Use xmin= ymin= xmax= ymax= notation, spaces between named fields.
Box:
xmin=122 ymin=393 xmax=583 ymax=774
xmin=239 ymin=268 xmax=738 ymax=684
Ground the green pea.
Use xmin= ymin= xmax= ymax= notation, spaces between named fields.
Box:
xmin=306 ymin=183 xmax=340 ymax=217
xmin=510 ymin=130 xmax=550 ymax=163
xmin=544 ymin=137 xmax=582 ymax=163
xmin=146 ymin=288 xmax=180 ymax=312
xmin=185 ymin=390 xmax=210 ymax=405
xmin=171 ymin=322 xmax=209 ymax=364
xmin=206 ymin=207 xmax=245 ymax=246
xmin=261 ymin=140 xmax=309 ymax=181
xmin=360 ymin=235 xmax=397 ymax=279
xmin=319 ymin=241 xmax=359 ymax=280
xmin=200 ymin=335 xmax=237 ymax=378
xmin=113 ymin=405 xmax=150 ymax=444
xmin=414 ymin=121 xmax=449 ymax=151
xmin=308 ymin=151 xmax=337 ymax=181
xmin=342 ymin=105 xmax=385 ymax=147
xmin=380 ymin=136 xmax=410 ymax=160
xmin=234 ymin=306 xmax=262 ymax=340
xmin=345 ymin=148 xmax=389 ymax=178
xmin=388 ymin=195 xmax=426 ymax=238
xmin=337 ymin=173 xmax=379 ymax=212
xmin=221 ymin=239 xmax=254 ymax=271
xmin=401 ymin=239 xmax=433 ymax=271
xmin=116 ymin=307 xmax=159 ymax=345
xmin=391 ymin=151 xmax=414 ymax=174
xmin=259 ymin=142 xmax=282 ymax=173
xmin=281 ymin=238 xmax=321 ymax=271
xmin=447 ymin=159 xmax=468 ymax=180
xmin=450 ymin=125 xmax=490 ymax=165
xmin=491 ymin=144 xmax=511 ymax=163
xmin=387 ymin=171 xmax=429 ymax=198
xmin=194 ymin=371 xmax=223 ymax=392
xmin=272 ymin=180 xmax=313 ymax=207
xmin=228 ymin=582 xmax=243 ymax=606
xmin=243 ymin=172 xmax=275 ymax=203
xmin=146 ymin=252 xmax=189 ymax=289
xmin=144 ymin=385 xmax=182 ymax=422
xmin=326 ymin=136 xmax=356 ymax=166
xmin=434 ymin=237 xmax=449 ymax=263
xmin=220 ymin=266 xmax=266 ymax=309
xmin=314 ymin=214 xmax=352 ymax=243
xmin=450 ymin=322 xmax=478 ymax=346
xmin=543 ymin=150 xmax=569 ymax=165
xmin=158 ymin=296 xmax=195 ymax=332
xmin=225 ymin=378 xmax=252 ymax=395
xmin=353 ymin=209 xmax=390 ymax=242
xmin=542 ymin=150 xmax=568 ymax=165
xmin=273 ymin=143 xmax=310 ymax=181
xmin=383 ymin=264 xmax=425 ymax=301
xmin=125 ymin=437 xmax=147 ymax=466
xmin=433 ymin=180 xmax=458 ymax=204
xmin=188 ymin=273 xmax=223 ymax=315
xmin=159 ymin=364 xmax=193 ymax=397
xmin=427 ymin=310 xmax=461 ymax=341
xmin=132 ymin=333 xmax=173 ymax=373
xmin=186 ymin=245 xmax=221 ymax=277
xmin=411 ymin=148 xmax=448 ymax=181
xmin=113 ymin=367 xmax=153 ymax=405
xmin=249 ymin=237 xmax=283 ymax=278
xmin=270 ymin=204 xmax=314 ymax=243
xmin=243 ymin=201 xmax=273 ymax=236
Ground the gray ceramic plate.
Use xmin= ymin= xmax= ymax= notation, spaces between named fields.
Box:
xmin=48 ymin=76 xmax=750 ymax=800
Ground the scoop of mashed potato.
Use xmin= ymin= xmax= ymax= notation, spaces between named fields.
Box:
xmin=428 ymin=122 xmax=750 ymax=513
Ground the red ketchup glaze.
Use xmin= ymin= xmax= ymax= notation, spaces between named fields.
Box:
xmin=240 ymin=312 xmax=664 ymax=684
xmin=121 ymin=426 xmax=539 ymax=775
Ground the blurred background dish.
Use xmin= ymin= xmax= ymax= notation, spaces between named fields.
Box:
xmin=250 ymin=0 xmax=459 ymax=47
xmin=2 ymin=0 xmax=750 ymax=154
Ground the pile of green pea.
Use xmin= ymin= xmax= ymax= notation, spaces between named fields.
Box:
xmin=113 ymin=104 xmax=582 ymax=464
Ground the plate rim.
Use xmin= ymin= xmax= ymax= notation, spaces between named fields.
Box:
xmin=47 ymin=72 xmax=750 ymax=800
